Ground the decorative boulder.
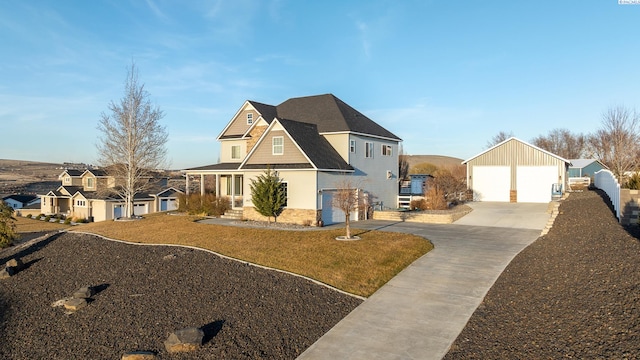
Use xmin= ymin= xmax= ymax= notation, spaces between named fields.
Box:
xmin=5 ymin=257 xmax=24 ymax=271
xmin=63 ymin=298 xmax=88 ymax=311
xmin=73 ymin=285 xmax=95 ymax=299
xmin=121 ymin=351 xmax=157 ymax=360
xmin=0 ymin=267 xmax=14 ymax=279
xmin=164 ymin=327 xmax=205 ymax=353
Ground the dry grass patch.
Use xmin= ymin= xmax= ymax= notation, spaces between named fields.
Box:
xmin=73 ymin=213 xmax=432 ymax=297
xmin=15 ymin=216 xmax=70 ymax=233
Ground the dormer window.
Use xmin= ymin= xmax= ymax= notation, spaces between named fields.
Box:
xmin=273 ymin=136 xmax=284 ymax=155
xmin=247 ymin=113 xmax=253 ymax=125
xmin=87 ymin=178 xmax=94 ymax=188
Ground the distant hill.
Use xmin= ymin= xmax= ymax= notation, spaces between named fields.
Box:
xmin=0 ymin=159 xmax=67 ymax=196
xmin=404 ymin=155 xmax=464 ymax=169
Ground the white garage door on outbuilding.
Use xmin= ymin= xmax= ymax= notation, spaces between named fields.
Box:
xmin=471 ymin=166 xmax=510 ymax=202
xmin=517 ymin=166 xmax=558 ymax=203
xmin=463 ymin=137 xmax=570 ymax=203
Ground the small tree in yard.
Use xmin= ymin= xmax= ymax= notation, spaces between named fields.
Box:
xmin=0 ymin=201 xmax=18 ymax=248
xmin=333 ymin=178 xmax=361 ymax=239
xmin=97 ymin=62 xmax=168 ymax=218
xmin=249 ymin=168 xmax=286 ymax=223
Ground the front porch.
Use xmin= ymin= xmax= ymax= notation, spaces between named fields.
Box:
xmin=183 ymin=163 xmax=244 ymax=209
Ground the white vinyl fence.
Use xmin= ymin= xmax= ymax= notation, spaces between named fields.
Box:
xmin=594 ymin=169 xmax=620 ymax=222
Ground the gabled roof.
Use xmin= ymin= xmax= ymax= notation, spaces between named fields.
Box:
xmin=82 ymin=169 xmax=109 ymax=177
xmin=569 ymin=159 xmax=608 ymax=169
xmin=218 ymin=94 xmax=401 ymax=142
xmin=463 ymin=137 xmax=571 ymax=164
xmin=2 ymin=194 xmax=38 ymax=204
xmin=59 ymin=169 xmax=83 ymax=178
xmin=248 ymin=101 xmax=277 ymax=125
xmin=276 ymin=94 xmax=401 ymax=140
xmin=277 ymin=118 xmax=353 ymax=171
xmin=239 ymin=118 xmax=353 ymax=172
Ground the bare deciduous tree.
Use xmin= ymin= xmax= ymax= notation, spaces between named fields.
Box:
xmin=398 ymin=145 xmax=409 ymax=181
xmin=486 ymin=131 xmax=514 ymax=149
xmin=587 ymin=106 xmax=640 ymax=179
xmin=531 ymin=128 xmax=587 ymax=159
xmin=97 ymin=63 xmax=168 ymax=218
xmin=332 ymin=178 xmax=362 ymax=239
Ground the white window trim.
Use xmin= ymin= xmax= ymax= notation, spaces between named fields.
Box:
xmin=247 ymin=113 xmax=253 ymax=125
xmin=350 ymin=139 xmax=356 ymax=153
xmin=382 ymin=145 xmax=392 ymax=156
xmin=273 ymin=136 xmax=284 ymax=155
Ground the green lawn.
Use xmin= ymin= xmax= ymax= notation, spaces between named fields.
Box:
xmin=57 ymin=213 xmax=429 ymax=297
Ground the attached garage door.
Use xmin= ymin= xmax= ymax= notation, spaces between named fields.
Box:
xmin=133 ymin=203 xmax=148 ymax=216
xmin=114 ymin=204 xmax=124 ymax=218
xmin=472 ymin=166 xmax=510 ymax=202
xmin=517 ymin=166 xmax=557 ymax=203
xmin=160 ymin=199 xmax=177 ymax=211
xmin=321 ymin=190 xmax=357 ymax=225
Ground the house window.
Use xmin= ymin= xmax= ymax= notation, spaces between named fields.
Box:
xmin=247 ymin=113 xmax=253 ymax=125
xmin=231 ymin=145 xmax=241 ymax=160
xmin=234 ymin=175 xmax=243 ymax=196
xmin=382 ymin=145 xmax=392 ymax=156
xmin=350 ymin=140 xmax=356 ymax=153
xmin=64 ymin=176 xmax=70 ymax=184
xmin=87 ymin=178 xmax=94 ymax=188
xmin=365 ymin=142 xmax=374 ymax=158
xmin=273 ymin=136 xmax=284 ymax=155
xmin=280 ymin=182 xmax=288 ymax=207
xmin=76 ymin=200 xmax=86 ymax=207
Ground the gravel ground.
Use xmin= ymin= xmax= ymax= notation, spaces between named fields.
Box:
xmin=445 ymin=190 xmax=640 ymax=359
xmin=0 ymin=233 xmax=362 ymax=359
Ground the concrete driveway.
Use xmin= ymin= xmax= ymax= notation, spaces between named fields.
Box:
xmin=297 ymin=202 xmax=551 ymax=360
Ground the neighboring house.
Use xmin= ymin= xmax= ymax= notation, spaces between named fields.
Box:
xmin=40 ymin=169 xmax=182 ymax=222
xmin=463 ymin=137 xmax=570 ymax=203
xmin=2 ymin=194 xmax=40 ymax=209
xmin=568 ymin=159 xmax=608 ymax=178
xmin=183 ymin=94 xmax=401 ymax=225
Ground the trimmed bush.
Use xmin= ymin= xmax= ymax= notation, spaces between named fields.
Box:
xmin=410 ymin=198 xmax=428 ymax=211
xmin=177 ymin=193 xmax=231 ymax=216
xmin=26 ymin=214 xmax=33 ymax=219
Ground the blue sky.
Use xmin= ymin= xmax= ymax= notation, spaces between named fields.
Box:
xmin=1 ymin=1 xmax=639 ymax=169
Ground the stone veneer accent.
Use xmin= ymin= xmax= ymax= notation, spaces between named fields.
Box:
xmin=373 ymin=205 xmax=472 ymax=224
xmin=243 ymin=207 xmax=322 ymax=226
xmin=510 ymin=190 xmax=517 ymax=203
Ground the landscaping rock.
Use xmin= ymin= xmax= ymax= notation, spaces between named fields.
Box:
xmin=121 ymin=351 xmax=157 ymax=360
xmin=6 ymin=257 xmax=24 ymax=270
xmin=164 ymin=327 xmax=205 ymax=353
xmin=63 ymin=298 xmax=87 ymax=311
xmin=0 ymin=267 xmax=14 ymax=279
xmin=73 ymin=285 xmax=95 ymax=299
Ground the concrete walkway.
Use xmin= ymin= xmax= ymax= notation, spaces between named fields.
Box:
xmin=297 ymin=202 xmax=550 ymax=360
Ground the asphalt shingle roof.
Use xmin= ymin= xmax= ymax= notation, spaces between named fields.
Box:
xmin=275 ymin=94 xmax=401 ymax=140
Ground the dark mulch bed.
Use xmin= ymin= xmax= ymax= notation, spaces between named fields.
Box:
xmin=0 ymin=233 xmax=362 ymax=359
xmin=445 ymin=190 xmax=640 ymax=359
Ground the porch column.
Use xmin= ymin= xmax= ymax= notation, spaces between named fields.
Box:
xmin=216 ymin=174 xmax=220 ymax=197
xmin=201 ymin=174 xmax=205 ymax=196
xmin=231 ymin=174 xmax=236 ymax=208
xmin=185 ymin=175 xmax=190 ymax=195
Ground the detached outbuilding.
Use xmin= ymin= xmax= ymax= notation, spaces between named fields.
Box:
xmin=463 ymin=137 xmax=570 ymax=203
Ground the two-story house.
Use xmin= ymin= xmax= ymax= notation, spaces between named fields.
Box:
xmin=40 ymin=169 xmax=182 ymax=222
xmin=183 ymin=94 xmax=401 ymax=225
